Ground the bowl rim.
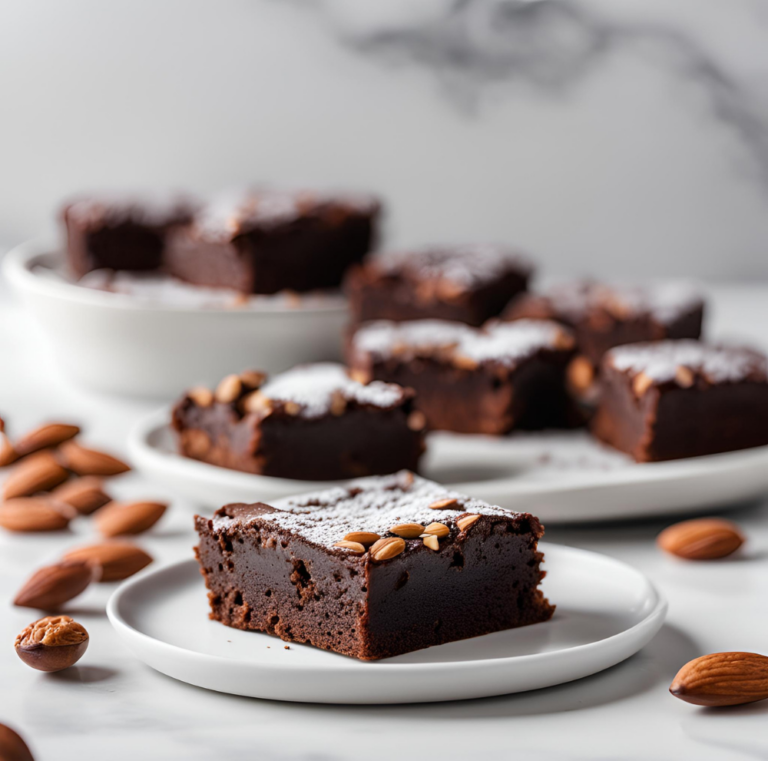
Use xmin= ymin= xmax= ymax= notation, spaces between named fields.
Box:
xmin=2 ymin=238 xmax=350 ymax=316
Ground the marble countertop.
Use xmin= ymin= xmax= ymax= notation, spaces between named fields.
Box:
xmin=1 ymin=283 xmax=767 ymax=761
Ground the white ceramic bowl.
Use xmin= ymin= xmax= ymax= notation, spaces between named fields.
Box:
xmin=2 ymin=240 xmax=349 ymax=398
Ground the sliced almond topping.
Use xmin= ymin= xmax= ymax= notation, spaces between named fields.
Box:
xmin=429 ymin=497 xmax=459 ymax=510
xmin=675 ymin=365 xmax=695 ymax=388
xmin=333 ymin=540 xmax=365 ymax=554
xmin=389 ymin=523 xmax=424 ymax=539
xmin=330 ymin=393 xmax=347 ymax=416
xmin=452 ymin=354 xmax=479 ymax=371
xmin=423 ymin=522 xmax=450 ymax=538
xmin=242 ymin=390 xmax=272 ymax=415
xmin=567 ymin=356 xmax=594 ymax=392
xmin=215 ymin=375 xmax=242 ymax=404
xmin=284 ymin=402 xmax=301 ymax=416
xmin=343 ymin=532 xmax=380 ymax=546
xmin=407 ymin=410 xmax=427 ymax=432
xmin=456 ymin=514 xmax=481 ymax=533
xmin=423 ymin=535 xmax=440 ymax=551
xmin=370 ymin=536 xmax=406 ymax=562
xmin=188 ymin=387 xmax=214 ymax=407
xmin=553 ymin=330 xmax=576 ymax=351
xmin=240 ymin=370 xmax=266 ymax=388
xmin=632 ymin=372 xmax=654 ymax=397
xmin=348 ymin=368 xmax=371 ymax=385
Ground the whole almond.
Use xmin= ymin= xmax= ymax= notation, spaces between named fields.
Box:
xmin=658 ymin=518 xmax=745 ymax=560
xmin=14 ymin=560 xmax=97 ymax=609
xmin=94 ymin=500 xmax=167 ymax=537
xmin=389 ymin=523 xmax=424 ymax=539
xmin=429 ymin=497 xmax=459 ymax=510
xmin=343 ymin=531 xmax=380 ymax=546
xmin=456 ymin=514 xmax=481 ymax=533
xmin=188 ymin=387 xmax=214 ymax=407
xmin=15 ymin=615 xmax=89 ymax=673
xmin=423 ymin=522 xmax=450 ymax=538
xmin=2 ymin=451 xmax=69 ymax=499
xmin=51 ymin=477 xmax=111 ymax=515
xmin=0 ymin=723 xmax=35 ymax=761
xmin=370 ymin=536 xmax=406 ymax=562
xmin=58 ymin=441 xmax=130 ymax=476
xmin=0 ymin=497 xmax=74 ymax=532
xmin=63 ymin=542 xmax=153 ymax=581
xmin=423 ymin=535 xmax=440 ymax=551
xmin=15 ymin=423 xmax=80 ymax=457
xmin=333 ymin=540 xmax=366 ymax=554
xmin=215 ymin=374 xmax=242 ymax=404
xmin=0 ymin=432 xmax=18 ymax=467
xmin=670 ymin=652 xmax=768 ymax=707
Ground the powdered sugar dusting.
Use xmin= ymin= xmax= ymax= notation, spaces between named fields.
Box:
xmin=371 ymin=245 xmax=532 ymax=288
xmin=213 ymin=472 xmax=518 ymax=549
xmin=609 ymin=340 xmax=768 ymax=384
xmin=261 ymin=363 xmax=406 ymax=418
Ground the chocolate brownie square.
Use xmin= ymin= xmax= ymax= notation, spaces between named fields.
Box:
xmin=172 ymin=364 xmax=424 ymax=480
xmin=164 ymin=189 xmax=380 ymax=294
xmin=348 ymin=318 xmax=579 ymax=434
xmin=591 ymin=340 xmax=768 ymax=461
xmin=345 ymin=244 xmax=533 ymax=326
xmin=194 ymin=471 xmax=554 ymax=660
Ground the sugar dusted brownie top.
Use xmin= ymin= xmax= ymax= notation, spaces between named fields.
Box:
xmin=350 ymin=318 xmax=574 ymax=370
xmin=212 ymin=471 xmax=530 ymax=552
xmin=606 ymin=341 xmax=768 ymax=387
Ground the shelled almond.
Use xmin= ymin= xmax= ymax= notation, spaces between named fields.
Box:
xmin=670 ymin=652 xmax=768 ymax=707
xmin=14 ymin=560 xmax=98 ymax=609
xmin=94 ymin=500 xmax=167 ymax=537
xmin=3 ymin=452 xmax=69 ymax=500
xmin=657 ymin=518 xmax=745 ymax=560
xmin=63 ymin=542 xmax=153 ymax=581
xmin=0 ymin=498 xmax=75 ymax=532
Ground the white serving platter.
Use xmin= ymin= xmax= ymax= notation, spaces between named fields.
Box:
xmin=107 ymin=545 xmax=666 ymax=704
xmin=2 ymin=240 xmax=349 ymax=398
xmin=129 ymin=408 xmax=768 ymax=523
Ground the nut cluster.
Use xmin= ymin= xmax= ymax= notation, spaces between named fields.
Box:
xmin=187 ymin=370 xmax=285 ymax=418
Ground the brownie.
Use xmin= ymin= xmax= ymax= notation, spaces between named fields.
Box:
xmin=172 ymin=364 xmax=425 ymax=480
xmin=164 ymin=190 xmax=380 ymax=294
xmin=62 ymin=192 xmax=195 ymax=277
xmin=504 ymin=282 xmax=704 ymax=401
xmin=591 ymin=340 xmax=768 ymax=462
xmin=347 ymin=318 xmax=579 ymax=434
xmin=194 ymin=471 xmax=554 ymax=660
xmin=344 ymin=244 xmax=533 ymax=326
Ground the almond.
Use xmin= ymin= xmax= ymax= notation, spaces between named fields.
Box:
xmin=429 ymin=497 xmax=459 ymax=510
xmin=423 ymin=522 xmax=450 ymax=538
xmin=0 ymin=432 xmax=18 ymax=467
xmin=15 ymin=615 xmax=89 ymax=673
xmin=240 ymin=370 xmax=266 ymax=388
xmin=94 ymin=500 xmax=167 ymax=537
xmin=632 ymin=372 xmax=654 ymax=396
xmin=343 ymin=532 xmax=380 ymax=546
xmin=63 ymin=542 xmax=153 ymax=581
xmin=2 ymin=451 xmax=69 ymax=499
xmin=370 ymin=536 xmax=406 ymax=562
xmin=406 ymin=411 xmax=427 ymax=432
xmin=333 ymin=540 xmax=366 ymax=554
xmin=423 ymin=535 xmax=440 ymax=551
xmin=51 ymin=477 xmax=111 ymax=515
xmin=657 ymin=518 xmax=745 ymax=560
xmin=567 ymin=355 xmax=594 ymax=392
xmin=0 ymin=723 xmax=35 ymax=761
xmin=14 ymin=560 xmax=97 ymax=609
xmin=456 ymin=514 xmax=481 ymax=533
xmin=670 ymin=652 xmax=768 ymax=707
xmin=389 ymin=523 xmax=424 ymax=539
xmin=0 ymin=497 xmax=74 ymax=532
xmin=15 ymin=423 xmax=80 ymax=457
xmin=58 ymin=441 xmax=130 ymax=476
xmin=188 ymin=387 xmax=214 ymax=407
xmin=215 ymin=374 xmax=242 ymax=404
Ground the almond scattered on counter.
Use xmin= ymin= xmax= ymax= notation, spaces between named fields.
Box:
xmin=63 ymin=542 xmax=153 ymax=581
xmin=14 ymin=559 xmax=98 ymax=610
xmin=51 ymin=476 xmax=111 ymax=515
xmin=0 ymin=723 xmax=35 ymax=761
xmin=15 ymin=423 xmax=80 ymax=457
xmin=14 ymin=615 xmax=89 ymax=673
xmin=2 ymin=451 xmax=69 ymax=500
xmin=0 ymin=497 xmax=75 ymax=532
xmin=0 ymin=432 xmax=18 ymax=467
xmin=94 ymin=500 xmax=167 ymax=538
xmin=670 ymin=652 xmax=768 ymax=707
xmin=657 ymin=518 xmax=745 ymax=560
xmin=57 ymin=441 xmax=131 ymax=476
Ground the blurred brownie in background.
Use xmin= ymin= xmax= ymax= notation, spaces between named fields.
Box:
xmin=345 ymin=244 xmax=532 ymax=327
xmin=503 ymin=281 xmax=704 ymax=402
xmin=165 ymin=190 xmax=380 ymax=294
xmin=592 ymin=340 xmax=768 ymax=461
xmin=172 ymin=363 xmax=424 ymax=481
xmin=62 ymin=192 xmax=195 ymax=277
xmin=347 ymin=318 xmax=579 ymax=434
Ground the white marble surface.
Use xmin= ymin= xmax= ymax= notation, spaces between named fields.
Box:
xmin=1 ymin=283 xmax=767 ymax=760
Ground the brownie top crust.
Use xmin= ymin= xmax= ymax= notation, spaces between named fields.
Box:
xmin=62 ymin=191 xmax=196 ymax=230
xmin=211 ymin=471 xmax=526 ymax=551
xmin=351 ymin=318 xmax=573 ymax=369
xmin=191 ymin=189 xmax=381 ymax=242
xmin=364 ymin=245 xmax=532 ymax=290
xmin=511 ymin=281 xmax=704 ymax=326
xmin=607 ymin=340 xmax=768 ymax=386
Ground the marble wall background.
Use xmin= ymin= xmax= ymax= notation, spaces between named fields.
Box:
xmin=1 ymin=0 xmax=767 ymax=278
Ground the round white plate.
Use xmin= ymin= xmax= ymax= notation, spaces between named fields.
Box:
xmin=129 ymin=408 xmax=768 ymax=523
xmin=3 ymin=240 xmax=348 ymax=398
xmin=107 ymin=544 xmax=666 ymax=704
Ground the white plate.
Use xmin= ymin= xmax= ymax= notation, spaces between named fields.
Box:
xmin=2 ymin=241 xmax=348 ymax=398
xmin=107 ymin=545 xmax=666 ymax=704
xmin=129 ymin=408 xmax=768 ymax=523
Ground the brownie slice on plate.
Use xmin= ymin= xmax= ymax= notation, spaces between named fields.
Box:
xmin=172 ymin=364 xmax=425 ymax=481
xmin=194 ymin=471 xmax=554 ymax=660
xmin=347 ymin=318 xmax=578 ymax=434
xmin=591 ymin=340 xmax=768 ymax=461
